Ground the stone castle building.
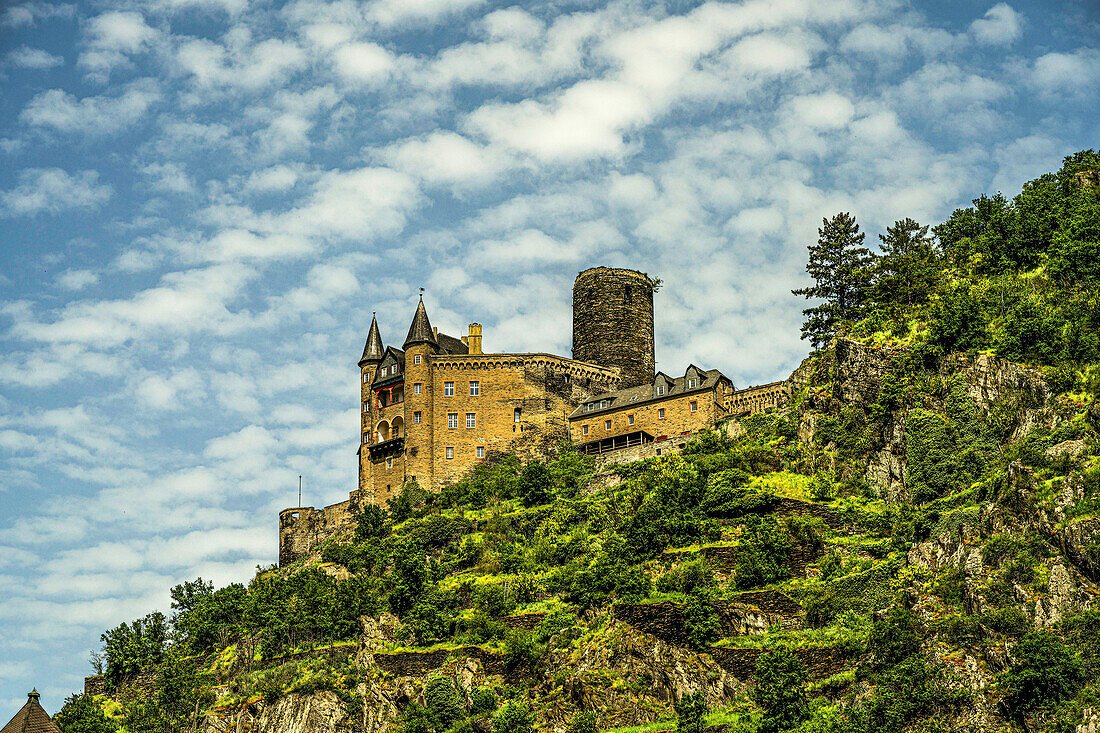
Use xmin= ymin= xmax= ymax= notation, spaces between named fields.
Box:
xmin=279 ymin=266 xmax=787 ymax=565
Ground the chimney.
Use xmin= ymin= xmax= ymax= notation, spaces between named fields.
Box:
xmin=468 ymin=323 xmax=482 ymax=355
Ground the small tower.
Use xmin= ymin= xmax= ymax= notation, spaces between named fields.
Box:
xmin=402 ymin=292 xmax=437 ymax=492
xmin=1 ymin=689 xmax=62 ymax=733
xmin=572 ymin=267 xmax=656 ymax=388
xmin=357 ymin=314 xmax=385 ymax=495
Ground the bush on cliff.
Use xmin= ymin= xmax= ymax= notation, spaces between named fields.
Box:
xmin=55 ymin=695 xmax=118 ymax=733
xmin=752 ymin=648 xmax=809 ymax=733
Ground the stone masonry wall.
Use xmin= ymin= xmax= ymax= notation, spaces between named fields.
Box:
xmin=572 ymin=267 xmax=656 ymax=389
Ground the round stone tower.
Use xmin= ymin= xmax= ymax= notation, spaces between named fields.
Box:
xmin=572 ymin=267 xmax=656 ymax=389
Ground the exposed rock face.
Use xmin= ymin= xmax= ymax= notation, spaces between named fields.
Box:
xmin=200 ymin=692 xmax=354 ymax=733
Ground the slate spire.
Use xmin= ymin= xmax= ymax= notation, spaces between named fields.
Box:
xmin=358 ymin=312 xmax=385 ymax=367
xmin=0 ymin=688 xmax=62 ymax=733
xmin=403 ymin=291 xmax=437 ymax=349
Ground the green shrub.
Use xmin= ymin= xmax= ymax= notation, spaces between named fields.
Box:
xmin=656 ymin=560 xmax=716 ymax=595
xmin=493 ymin=701 xmax=535 ymax=733
xmin=424 ymin=676 xmax=464 ymax=732
xmin=752 ymin=648 xmax=809 ymax=733
xmin=1000 ymin=631 xmax=1085 ymax=714
xmin=674 ymin=691 xmax=707 ymax=733
xmin=469 ymin=687 xmax=498 ymax=717
xmin=567 ymin=712 xmax=599 ymax=733
xmin=55 ymin=695 xmax=119 ymax=733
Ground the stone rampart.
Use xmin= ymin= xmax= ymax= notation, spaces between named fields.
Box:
xmin=279 ymin=494 xmax=360 ymax=566
xmin=372 ymin=646 xmax=505 ymax=676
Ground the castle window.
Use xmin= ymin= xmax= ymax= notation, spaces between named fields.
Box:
xmin=602 ymin=400 xmax=610 ymax=409
xmin=444 ymin=381 xmax=454 ymax=397
xmin=414 ymin=354 xmax=421 ymax=364
xmin=656 ymin=448 xmax=662 ymax=456
xmin=363 ymin=403 xmax=368 ymax=413
xmin=688 ymin=378 xmax=697 ymax=389
xmin=414 ymin=383 xmax=422 ymax=395
xmin=469 ymin=381 xmax=479 ymax=396
xmin=363 ymin=433 xmax=369 ymax=444
xmin=386 ymin=458 xmax=392 ymax=468
xmin=414 ymin=411 xmax=422 ymax=424
xmin=690 ymin=401 xmax=698 ymax=412
xmin=628 ymin=414 xmax=635 ymax=426
xmin=658 ymin=408 xmax=666 ymax=419
xmin=582 ymin=425 xmax=589 ymax=436
xmin=466 ymin=413 xmax=476 ymax=428
xmin=624 ymin=285 xmax=632 ymax=301
xmin=363 ymin=372 xmax=370 ymax=384
xmin=514 ymin=408 xmax=521 ymax=423
xmin=477 ymin=446 xmax=485 ymax=459
xmin=446 ymin=447 xmax=454 ymax=459
xmin=605 ymin=419 xmax=612 ymax=431
xmin=656 ymin=386 xmax=664 ymax=395
xmin=448 ymin=413 xmax=458 ymax=429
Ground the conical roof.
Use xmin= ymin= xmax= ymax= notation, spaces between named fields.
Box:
xmin=358 ymin=313 xmax=385 ymax=366
xmin=403 ymin=294 xmax=437 ymax=349
xmin=1 ymin=690 xmax=61 ymax=733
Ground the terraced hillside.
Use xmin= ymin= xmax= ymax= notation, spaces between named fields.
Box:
xmin=60 ymin=151 xmax=1100 ymax=733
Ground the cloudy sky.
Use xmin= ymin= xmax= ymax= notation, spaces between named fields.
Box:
xmin=0 ymin=0 xmax=1097 ymax=712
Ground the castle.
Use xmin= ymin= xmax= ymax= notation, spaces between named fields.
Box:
xmin=279 ymin=267 xmax=788 ymax=565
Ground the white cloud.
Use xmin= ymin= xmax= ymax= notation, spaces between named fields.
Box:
xmin=1029 ymin=48 xmax=1100 ymax=95
xmin=367 ymin=0 xmax=486 ymax=27
xmin=20 ymin=79 xmax=161 ymax=135
xmin=969 ymin=4 xmax=1023 ymax=46
xmin=1 ymin=3 xmax=75 ymax=28
xmin=142 ymin=162 xmax=195 ymax=194
xmin=245 ymin=165 xmax=301 ymax=192
xmin=57 ymin=270 xmax=99 ymax=291
xmin=0 ymin=169 xmax=112 ymax=217
xmin=14 ymin=263 xmax=255 ymax=347
xmin=175 ymin=36 xmax=307 ymax=90
xmin=134 ymin=370 xmax=203 ymax=411
xmin=7 ymin=46 xmax=63 ymax=69
xmin=787 ymin=92 xmax=855 ymax=129
xmin=331 ymin=42 xmax=395 ymax=84
xmin=78 ymin=11 xmax=161 ymax=80
xmin=382 ymin=132 xmax=510 ymax=188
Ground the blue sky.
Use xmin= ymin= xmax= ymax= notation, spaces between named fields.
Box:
xmin=0 ymin=0 xmax=1097 ymax=713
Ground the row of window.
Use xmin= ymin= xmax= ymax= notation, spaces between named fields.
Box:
xmin=370 ymin=407 xmax=523 ymax=426
xmin=374 ymin=446 xmax=488 ymax=461
xmin=579 ymin=402 xmax=696 ymax=436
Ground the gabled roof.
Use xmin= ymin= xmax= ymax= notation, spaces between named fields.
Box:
xmin=403 ymin=296 xmax=437 ymax=349
xmin=358 ymin=314 xmax=385 ymax=367
xmin=569 ymin=367 xmax=733 ymax=419
xmin=436 ymin=332 xmax=469 ymax=356
xmin=1 ymin=690 xmax=61 ymax=733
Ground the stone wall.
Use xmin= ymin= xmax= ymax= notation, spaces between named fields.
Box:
xmin=279 ymin=495 xmax=360 ymax=566
xmin=572 ymin=267 xmax=656 ymax=389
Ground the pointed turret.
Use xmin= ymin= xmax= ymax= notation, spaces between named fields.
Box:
xmin=1 ymin=688 xmax=62 ymax=733
xmin=358 ymin=313 xmax=385 ymax=367
xmin=403 ymin=292 xmax=437 ymax=350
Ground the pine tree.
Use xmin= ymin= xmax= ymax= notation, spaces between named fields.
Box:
xmin=873 ymin=218 xmax=941 ymax=312
xmin=792 ymin=212 xmax=874 ymax=349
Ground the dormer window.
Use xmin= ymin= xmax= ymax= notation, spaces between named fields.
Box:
xmin=656 ymin=386 xmax=664 ymax=396
xmin=688 ymin=378 xmax=697 ymax=389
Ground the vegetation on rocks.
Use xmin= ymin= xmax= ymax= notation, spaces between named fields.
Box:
xmin=57 ymin=151 xmax=1100 ymax=733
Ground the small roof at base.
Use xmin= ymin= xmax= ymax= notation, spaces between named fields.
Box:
xmin=1 ymin=690 xmax=62 ymax=733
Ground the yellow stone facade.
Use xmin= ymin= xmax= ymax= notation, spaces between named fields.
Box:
xmin=357 ymin=304 xmax=619 ymax=505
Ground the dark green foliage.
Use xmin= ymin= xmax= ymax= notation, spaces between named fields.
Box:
xmin=904 ymin=409 xmax=956 ymax=502
xmin=872 ymin=218 xmax=941 ymax=312
xmin=566 ymin=711 xmax=598 ymax=733
xmin=386 ymin=537 xmax=430 ymax=616
xmin=492 ymin=701 xmax=535 ymax=733
xmin=469 ymin=687 xmax=498 ymax=717
xmin=681 ymin=590 xmax=722 ymax=651
xmin=1000 ymin=631 xmax=1085 ymax=714
xmin=674 ymin=691 xmax=707 ymax=733
xmin=154 ymin=651 xmax=213 ymax=730
xmin=424 ymin=676 xmax=465 ymax=731
xmin=752 ymin=648 xmax=808 ymax=733
xmin=733 ymin=515 xmax=791 ymax=589
xmin=354 ymin=503 xmax=389 ymax=542
xmin=55 ymin=695 xmax=118 ymax=733
xmin=865 ymin=608 xmax=922 ymax=672
xmin=170 ymin=578 xmax=246 ymax=655
xmin=519 ymin=460 xmax=553 ymax=507
xmin=655 ymin=559 xmax=716 ymax=595
xmin=793 ymin=212 xmax=875 ymax=349
xmin=929 ymin=281 xmax=989 ymax=353
xmin=99 ymin=612 xmax=168 ymax=688
xmin=860 ymin=655 xmax=965 ymax=731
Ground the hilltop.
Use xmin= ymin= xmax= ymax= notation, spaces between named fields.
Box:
xmin=55 ymin=150 xmax=1100 ymax=733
